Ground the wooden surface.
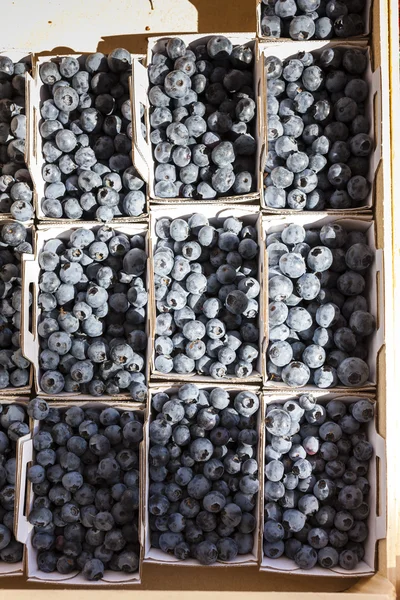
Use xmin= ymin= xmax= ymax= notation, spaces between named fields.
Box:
xmin=0 ymin=0 xmax=396 ymax=597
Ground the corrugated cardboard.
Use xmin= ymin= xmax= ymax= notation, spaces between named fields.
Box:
xmin=14 ymin=400 xmax=145 ymax=586
xmin=27 ymin=52 xmax=148 ymax=223
xmin=258 ymin=41 xmax=381 ymax=213
xmin=256 ymin=0 xmax=372 ymax=41
xmin=148 ymin=204 xmax=265 ymax=383
xmin=261 ymin=213 xmax=384 ymax=390
xmin=259 ymin=391 xmax=386 ymax=578
xmin=143 ymin=383 xmax=262 ymax=567
xmin=20 ymin=221 xmax=151 ymax=399
xmin=132 ymin=33 xmax=262 ymax=205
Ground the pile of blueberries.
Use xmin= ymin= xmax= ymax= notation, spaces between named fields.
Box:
xmin=148 ymin=36 xmax=257 ymax=199
xmin=263 ymin=395 xmax=374 ymax=570
xmin=0 ymin=55 xmax=34 ymax=221
xmin=265 ymin=48 xmax=372 ymax=210
xmin=37 ymin=226 xmax=148 ymax=398
xmin=260 ymin=0 xmax=367 ymax=40
xmin=0 ymin=222 xmax=32 ymax=390
xmin=154 ymin=214 xmax=260 ymax=378
xmin=0 ymin=403 xmax=28 ymax=565
xmin=38 ymin=49 xmax=146 ymax=220
xmin=148 ymin=384 xmax=259 ymax=564
xmin=267 ymin=223 xmax=374 ymax=388
xmin=26 ymin=398 xmax=143 ymax=581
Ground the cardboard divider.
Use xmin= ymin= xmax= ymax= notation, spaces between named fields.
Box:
xmin=148 ymin=204 xmax=264 ymax=383
xmin=258 ymin=40 xmax=380 ymax=214
xmin=15 ymin=400 xmax=145 ymax=586
xmin=144 ymin=383 xmax=262 ymax=567
xmin=21 ymin=220 xmax=151 ymax=399
xmin=0 ymin=397 xmax=30 ymax=578
xmin=261 ymin=213 xmax=384 ymax=390
xmin=132 ymin=60 xmax=151 ymax=184
xmin=27 ymin=52 xmax=147 ymax=223
xmin=256 ymin=0 xmax=372 ymax=41
xmin=259 ymin=391 xmax=386 ymax=577
xmin=133 ymin=33 xmax=261 ymax=205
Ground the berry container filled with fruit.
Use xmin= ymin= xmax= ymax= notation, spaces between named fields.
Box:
xmin=260 ymin=392 xmax=385 ymax=576
xmin=149 ymin=205 xmax=265 ymax=383
xmin=0 ymin=220 xmax=33 ymax=395
xmin=14 ymin=398 xmax=144 ymax=585
xmin=20 ymin=222 xmax=150 ymax=400
xmin=257 ymin=0 xmax=371 ymax=41
xmin=28 ymin=51 xmax=147 ymax=222
xmin=0 ymin=52 xmax=34 ymax=223
xmin=263 ymin=214 xmax=384 ymax=390
xmin=0 ymin=398 xmax=30 ymax=577
xmin=144 ymin=383 xmax=262 ymax=566
xmin=261 ymin=41 xmax=381 ymax=212
xmin=132 ymin=34 xmax=262 ymax=204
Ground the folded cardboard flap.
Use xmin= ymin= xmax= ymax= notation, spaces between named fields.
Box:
xmin=260 ymin=392 xmax=386 ymax=577
xmin=148 ymin=204 xmax=264 ymax=383
xmin=132 ymin=59 xmax=151 ymax=182
xmin=261 ymin=213 xmax=383 ymax=390
xmin=23 ymin=221 xmax=150 ymax=398
xmin=144 ymin=384 xmax=262 ymax=567
xmin=258 ymin=41 xmax=378 ymax=213
xmin=17 ymin=401 xmax=145 ymax=585
xmin=256 ymin=0 xmax=371 ymax=40
xmin=29 ymin=52 xmax=146 ymax=222
xmin=140 ymin=33 xmax=261 ymax=204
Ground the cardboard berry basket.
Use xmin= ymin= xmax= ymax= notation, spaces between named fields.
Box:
xmin=0 ymin=219 xmax=34 ymax=397
xmin=143 ymin=383 xmax=262 ymax=567
xmin=259 ymin=391 xmax=386 ymax=577
xmin=26 ymin=52 xmax=148 ymax=223
xmin=131 ymin=33 xmax=263 ymax=205
xmin=258 ymin=40 xmax=381 ymax=214
xmin=20 ymin=220 xmax=151 ymax=399
xmin=256 ymin=0 xmax=372 ymax=41
xmin=0 ymin=51 xmax=32 ymax=221
xmin=148 ymin=204 xmax=265 ymax=383
xmin=14 ymin=400 xmax=145 ymax=586
xmin=0 ymin=397 xmax=30 ymax=578
xmin=261 ymin=213 xmax=385 ymax=391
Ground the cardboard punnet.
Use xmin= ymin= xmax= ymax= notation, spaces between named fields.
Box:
xmin=148 ymin=204 xmax=265 ymax=383
xmin=20 ymin=220 xmax=151 ymax=399
xmin=143 ymin=383 xmax=262 ymax=567
xmin=258 ymin=40 xmax=381 ymax=213
xmin=259 ymin=391 xmax=386 ymax=577
xmin=256 ymin=0 xmax=372 ymax=41
xmin=0 ymin=220 xmax=34 ymax=396
xmin=131 ymin=33 xmax=263 ymax=205
xmin=0 ymin=397 xmax=30 ymax=578
xmin=26 ymin=52 xmax=148 ymax=223
xmin=261 ymin=213 xmax=384 ymax=390
xmin=14 ymin=400 xmax=145 ymax=585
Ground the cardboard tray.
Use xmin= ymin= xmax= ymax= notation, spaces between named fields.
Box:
xmin=20 ymin=220 xmax=151 ymax=399
xmin=143 ymin=383 xmax=262 ymax=567
xmin=261 ymin=213 xmax=385 ymax=390
xmin=256 ymin=0 xmax=372 ymax=41
xmin=0 ymin=397 xmax=30 ymax=578
xmin=14 ymin=400 xmax=145 ymax=585
xmin=0 ymin=50 xmax=32 ymax=221
xmin=259 ymin=391 xmax=386 ymax=578
xmin=258 ymin=40 xmax=382 ymax=213
xmin=26 ymin=52 xmax=148 ymax=223
xmin=0 ymin=220 xmax=34 ymax=397
xmin=148 ymin=203 xmax=265 ymax=383
xmin=131 ymin=33 xmax=263 ymax=205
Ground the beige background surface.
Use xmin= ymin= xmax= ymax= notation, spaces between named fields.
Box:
xmin=0 ymin=0 xmax=396 ymax=597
